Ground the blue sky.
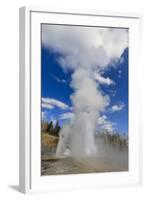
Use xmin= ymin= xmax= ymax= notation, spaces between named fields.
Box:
xmin=41 ymin=25 xmax=128 ymax=135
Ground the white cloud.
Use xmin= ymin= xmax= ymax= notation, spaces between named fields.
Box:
xmin=55 ymin=77 xmax=66 ymax=83
xmin=94 ymin=73 xmax=115 ymax=86
xmin=48 ymin=72 xmax=66 ymax=83
xmin=42 ymin=25 xmax=128 ymax=72
xmin=111 ymin=103 xmax=125 ymax=112
xmin=42 ymin=97 xmax=69 ymax=110
xmin=42 ymin=103 xmax=54 ymax=110
xmin=102 ymin=123 xmax=114 ymax=132
xmin=41 ymin=110 xmax=48 ymax=121
xmin=98 ymin=115 xmax=108 ymax=125
xmin=97 ymin=115 xmax=115 ymax=132
xmin=59 ymin=112 xmax=75 ymax=120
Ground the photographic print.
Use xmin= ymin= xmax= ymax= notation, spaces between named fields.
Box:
xmin=41 ymin=24 xmax=129 ymax=176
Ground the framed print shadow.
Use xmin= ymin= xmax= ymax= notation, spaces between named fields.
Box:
xmin=19 ymin=7 xmax=142 ymax=193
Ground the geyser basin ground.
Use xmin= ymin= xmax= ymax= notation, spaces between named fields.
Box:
xmin=41 ymin=131 xmax=128 ymax=175
xmin=41 ymin=156 xmax=128 ymax=176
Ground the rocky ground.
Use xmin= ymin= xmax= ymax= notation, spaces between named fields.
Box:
xmin=41 ymin=157 xmax=128 ymax=175
xmin=41 ymin=131 xmax=128 ymax=175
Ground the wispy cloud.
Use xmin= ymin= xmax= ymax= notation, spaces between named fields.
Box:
xmin=59 ymin=112 xmax=75 ymax=120
xmin=94 ymin=73 xmax=115 ymax=86
xmin=48 ymin=72 xmax=66 ymax=83
xmin=108 ymin=89 xmax=116 ymax=97
xmin=118 ymin=70 xmax=122 ymax=78
xmin=110 ymin=102 xmax=125 ymax=112
xmin=98 ymin=115 xmax=108 ymax=125
xmin=42 ymin=97 xmax=69 ymax=110
xmin=42 ymin=103 xmax=54 ymax=110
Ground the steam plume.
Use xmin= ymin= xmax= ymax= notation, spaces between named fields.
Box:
xmin=42 ymin=25 xmax=128 ymax=157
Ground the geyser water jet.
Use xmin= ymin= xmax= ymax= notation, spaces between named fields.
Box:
xmin=56 ymin=68 xmax=108 ymax=157
xmin=70 ymin=68 xmax=108 ymax=156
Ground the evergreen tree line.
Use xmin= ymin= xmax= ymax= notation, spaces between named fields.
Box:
xmin=42 ymin=120 xmax=61 ymax=137
xmin=97 ymin=131 xmax=128 ymax=149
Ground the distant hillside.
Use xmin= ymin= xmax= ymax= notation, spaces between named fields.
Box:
xmin=41 ymin=133 xmax=59 ymax=157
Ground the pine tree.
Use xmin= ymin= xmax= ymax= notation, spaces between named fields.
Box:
xmin=54 ymin=121 xmax=61 ymax=137
xmin=48 ymin=121 xmax=54 ymax=134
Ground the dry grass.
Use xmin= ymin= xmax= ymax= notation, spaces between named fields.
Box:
xmin=41 ymin=133 xmax=59 ymax=148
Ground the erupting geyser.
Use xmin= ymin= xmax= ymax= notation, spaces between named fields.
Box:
xmin=56 ymin=68 xmax=108 ymax=157
xmin=42 ymin=25 xmax=128 ymax=158
xmin=70 ymin=68 xmax=107 ymax=156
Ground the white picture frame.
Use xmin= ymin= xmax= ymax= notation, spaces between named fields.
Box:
xmin=19 ymin=6 xmax=142 ymax=194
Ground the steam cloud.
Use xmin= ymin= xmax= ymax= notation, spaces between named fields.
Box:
xmin=42 ymin=25 xmax=128 ymax=157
